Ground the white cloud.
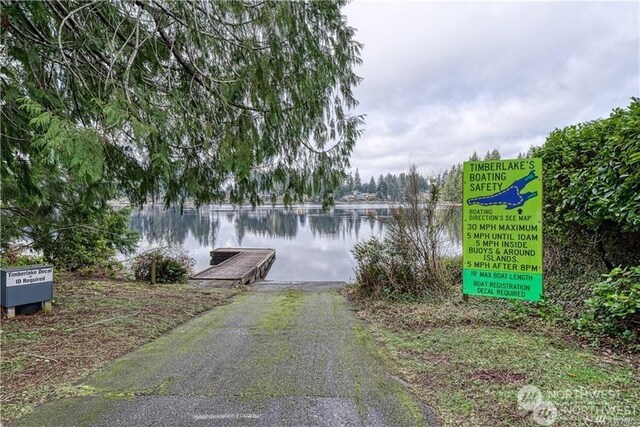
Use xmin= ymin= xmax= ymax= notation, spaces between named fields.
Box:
xmin=343 ymin=1 xmax=639 ymax=179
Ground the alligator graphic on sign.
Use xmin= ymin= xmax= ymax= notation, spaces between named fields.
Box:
xmin=467 ymin=170 xmax=538 ymax=210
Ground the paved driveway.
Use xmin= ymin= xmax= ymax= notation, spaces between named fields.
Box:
xmin=14 ymin=282 xmax=436 ymax=426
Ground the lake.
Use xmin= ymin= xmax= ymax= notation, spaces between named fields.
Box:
xmin=129 ymin=204 xmax=462 ymax=282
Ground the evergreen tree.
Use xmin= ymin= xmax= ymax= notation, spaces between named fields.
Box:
xmin=345 ymin=173 xmax=355 ymax=195
xmin=376 ymin=174 xmax=388 ymax=199
xmin=440 ymin=163 xmax=460 ymax=202
xmin=484 ymin=148 xmax=501 ymax=160
xmin=1 ymin=0 xmax=363 ymax=263
xmin=354 ymin=168 xmax=362 ymax=193
xmin=367 ymin=177 xmax=376 ymax=194
xmin=419 ymin=175 xmax=429 ymax=192
xmin=398 ymin=173 xmax=407 ymax=199
xmin=385 ymin=173 xmax=400 ymax=201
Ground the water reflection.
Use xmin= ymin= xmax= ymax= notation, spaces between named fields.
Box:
xmin=234 ymin=209 xmax=299 ymax=243
xmin=129 ymin=207 xmax=220 ymax=247
xmin=129 ymin=205 xmax=461 ymax=281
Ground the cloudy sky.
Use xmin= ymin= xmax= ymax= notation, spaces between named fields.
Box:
xmin=342 ymin=1 xmax=639 ymax=180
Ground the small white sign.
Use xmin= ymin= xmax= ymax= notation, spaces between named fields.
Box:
xmin=6 ymin=268 xmax=53 ymax=287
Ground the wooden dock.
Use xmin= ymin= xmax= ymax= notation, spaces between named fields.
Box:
xmin=191 ymin=248 xmax=276 ymax=286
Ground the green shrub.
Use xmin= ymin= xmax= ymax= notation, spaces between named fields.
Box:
xmin=0 ymin=247 xmax=45 ymax=267
xmin=528 ymin=99 xmax=639 ymax=344
xmin=507 ymin=298 xmax=564 ymax=323
xmin=533 ymin=99 xmax=640 ymax=270
xmin=2 ymin=203 xmax=139 ymax=272
xmin=47 ymin=207 xmax=139 ymax=271
xmin=132 ymin=248 xmax=195 ymax=284
xmin=442 ymin=255 xmax=462 ymax=287
xmin=352 ymin=237 xmax=417 ymax=300
xmin=576 ymin=266 xmax=640 ymax=350
xmin=542 ymin=236 xmax=605 ymax=318
xmin=352 ymin=165 xmax=455 ymax=300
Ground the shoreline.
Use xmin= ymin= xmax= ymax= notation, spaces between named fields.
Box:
xmin=110 ymin=201 xmax=464 ymax=210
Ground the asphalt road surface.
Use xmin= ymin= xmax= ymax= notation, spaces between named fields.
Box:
xmin=14 ymin=282 xmax=436 ymax=426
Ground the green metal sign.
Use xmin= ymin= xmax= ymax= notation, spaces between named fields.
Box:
xmin=462 ymin=158 xmax=543 ymax=301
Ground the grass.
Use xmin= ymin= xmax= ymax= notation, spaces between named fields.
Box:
xmin=256 ymin=291 xmax=304 ymax=331
xmin=0 ymin=276 xmax=239 ymax=424
xmin=343 ymin=288 xmax=640 ymax=426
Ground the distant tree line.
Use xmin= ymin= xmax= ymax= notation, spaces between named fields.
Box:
xmin=274 ymin=146 xmax=541 ymax=206
xmin=335 ymin=148 xmax=510 ymax=204
xmin=333 ymin=169 xmax=430 ymax=201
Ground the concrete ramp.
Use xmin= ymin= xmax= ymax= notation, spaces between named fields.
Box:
xmin=14 ymin=282 xmax=437 ymax=426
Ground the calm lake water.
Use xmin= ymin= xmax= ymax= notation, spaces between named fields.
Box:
xmin=129 ymin=204 xmax=462 ymax=282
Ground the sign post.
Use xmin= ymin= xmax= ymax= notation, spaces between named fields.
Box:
xmin=1 ymin=265 xmax=54 ymax=318
xmin=462 ymin=159 xmax=543 ymax=301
